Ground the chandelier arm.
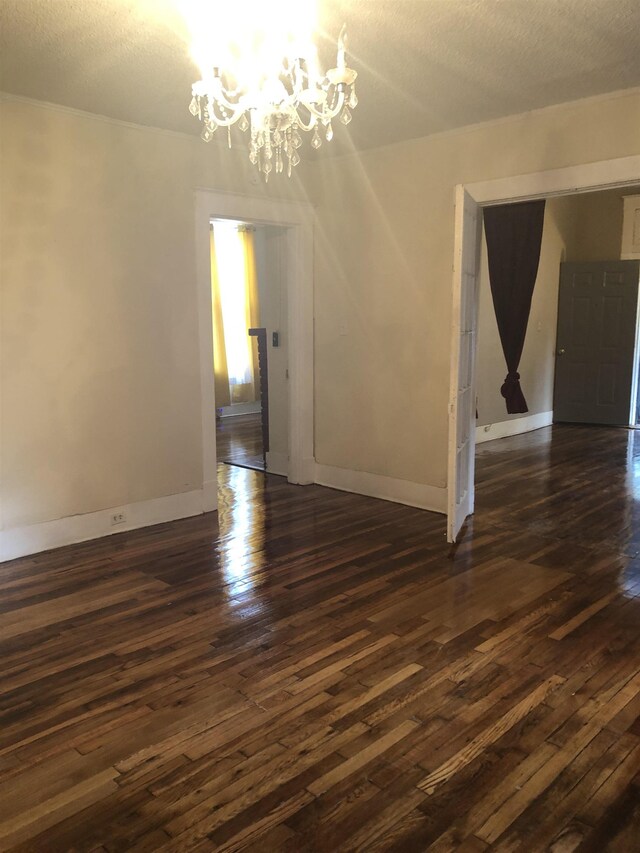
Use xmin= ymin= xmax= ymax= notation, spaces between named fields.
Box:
xmin=206 ymin=108 xmax=246 ymax=128
xmin=304 ymin=90 xmax=346 ymax=122
xmin=208 ymin=91 xmax=244 ymax=115
xmin=210 ymin=97 xmax=241 ymax=115
xmin=193 ymin=78 xmax=242 ymax=104
xmin=198 ymin=77 xmax=247 ymax=115
xmin=293 ymin=110 xmax=316 ymax=132
xmin=290 ymin=59 xmax=304 ymax=92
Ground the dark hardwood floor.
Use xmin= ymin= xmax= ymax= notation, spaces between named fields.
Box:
xmin=216 ymin=413 xmax=264 ymax=471
xmin=2 ymin=424 xmax=640 ymax=850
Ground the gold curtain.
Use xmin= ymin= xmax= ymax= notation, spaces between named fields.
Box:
xmin=210 ymin=228 xmax=231 ymax=408
xmin=240 ymin=227 xmax=261 ymax=401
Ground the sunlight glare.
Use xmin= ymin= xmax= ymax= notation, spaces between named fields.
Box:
xmin=177 ymin=0 xmax=319 ymax=85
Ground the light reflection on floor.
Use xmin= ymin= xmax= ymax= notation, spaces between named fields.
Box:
xmin=216 ymin=414 xmax=265 ymax=471
xmin=626 ymin=428 xmax=640 ymax=496
xmin=216 ymin=464 xmax=267 ymax=605
xmin=214 ymin=424 xmax=640 ymax=616
xmin=474 ymin=425 xmax=640 ymax=601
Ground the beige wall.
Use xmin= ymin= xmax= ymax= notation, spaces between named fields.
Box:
xmin=565 ymin=188 xmax=629 ymax=262
xmin=310 ymin=90 xmax=639 ymax=490
xmin=0 ymin=97 xmax=310 ymax=532
xmin=1 ymin=88 xmax=639 ymax=539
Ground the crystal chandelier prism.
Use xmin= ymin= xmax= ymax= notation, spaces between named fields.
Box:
xmin=188 ymin=15 xmax=357 ymax=179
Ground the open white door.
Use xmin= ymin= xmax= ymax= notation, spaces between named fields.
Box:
xmin=447 ymin=186 xmax=480 ymax=542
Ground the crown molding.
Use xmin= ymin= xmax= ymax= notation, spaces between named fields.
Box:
xmin=314 ymin=85 xmax=640 ymax=167
xmin=0 ymin=91 xmax=248 ymax=153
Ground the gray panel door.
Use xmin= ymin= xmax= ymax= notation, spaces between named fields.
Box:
xmin=554 ymin=261 xmax=640 ymax=425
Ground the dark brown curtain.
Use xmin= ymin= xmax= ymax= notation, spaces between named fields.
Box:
xmin=483 ymin=199 xmax=546 ymax=414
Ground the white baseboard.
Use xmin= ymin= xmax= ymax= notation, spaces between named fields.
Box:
xmin=266 ymin=451 xmax=289 ymax=477
xmin=314 ymin=463 xmax=446 ymax=515
xmin=476 ymin=410 xmax=553 ymax=444
xmin=0 ymin=459 xmax=449 ymax=562
xmin=219 ymin=402 xmax=261 ymax=418
xmin=293 ymin=456 xmax=316 ymax=486
xmin=0 ymin=489 xmax=213 ymax=563
xmin=202 ymin=479 xmax=218 ymax=512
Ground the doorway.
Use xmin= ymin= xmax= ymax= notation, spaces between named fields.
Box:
xmin=447 ymin=155 xmax=640 ymax=542
xmin=195 ymin=190 xmax=315 ymax=516
xmin=474 ymin=189 xmax=640 ymax=441
xmin=212 ymin=220 xmax=289 ymax=475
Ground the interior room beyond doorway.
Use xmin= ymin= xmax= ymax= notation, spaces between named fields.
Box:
xmin=211 ymin=218 xmax=290 ymax=476
xmin=476 ymin=184 xmax=640 ymax=446
xmin=448 ymin=157 xmax=640 ymax=543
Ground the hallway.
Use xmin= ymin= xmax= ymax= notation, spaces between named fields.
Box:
xmin=1 ymin=425 xmax=640 ymax=850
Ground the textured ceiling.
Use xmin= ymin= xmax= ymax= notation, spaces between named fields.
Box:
xmin=1 ymin=0 xmax=640 ymax=154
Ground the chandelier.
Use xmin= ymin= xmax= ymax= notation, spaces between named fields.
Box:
xmin=185 ymin=3 xmax=357 ymax=179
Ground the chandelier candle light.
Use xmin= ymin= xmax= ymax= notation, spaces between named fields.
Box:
xmin=183 ymin=0 xmax=357 ymax=178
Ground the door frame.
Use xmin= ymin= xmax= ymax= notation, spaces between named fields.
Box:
xmin=195 ymin=189 xmax=315 ymax=513
xmin=447 ymin=187 xmax=481 ymax=542
xmin=447 ymin=154 xmax=640 ymax=542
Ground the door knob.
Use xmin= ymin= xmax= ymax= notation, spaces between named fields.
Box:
xmin=557 ymin=348 xmax=566 ymax=356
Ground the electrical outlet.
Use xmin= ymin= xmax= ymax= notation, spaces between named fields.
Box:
xmin=111 ymin=511 xmax=127 ymax=526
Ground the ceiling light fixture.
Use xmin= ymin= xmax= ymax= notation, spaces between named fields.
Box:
xmin=183 ymin=0 xmax=357 ymax=179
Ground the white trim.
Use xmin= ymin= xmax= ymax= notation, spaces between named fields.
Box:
xmin=0 ymin=91 xmax=249 ymax=153
xmin=0 ymin=490 xmax=206 ymax=563
xmin=468 ymin=156 xmax=640 ymax=206
xmin=266 ymin=451 xmax=289 ymax=477
xmin=6 ymin=86 xmax=639 ymax=171
xmin=202 ymin=479 xmax=217 ymax=514
xmin=475 ymin=412 xmax=553 ymax=444
xmin=447 ymin=186 xmax=465 ymax=520
xmin=621 ymin=195 xmax=640 ymax=260
xmin=313 ymin=87 xmax=640 ymax=166
xmin=628 ymin=264 xmax=640 ymax=426
xmin=315 ymin=464 xmax=446 ymax=515
xmin=447 ymin=186 xmax=480 ymax=542
xmin=195 ymin=189 xmax=315 ymax=506
xmin=219 ymin=402 xmax=261 ymax=417
xmin=448 ymin=154 xmax=640 ymax=542
xmin=195 ymin=199 xmax=219 ymax=513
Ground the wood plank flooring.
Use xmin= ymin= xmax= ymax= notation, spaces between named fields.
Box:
xmin=2 ymin=424 xmax=640 ymax=850
xmin=216 ymin=414 xmax=264 ymax=471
